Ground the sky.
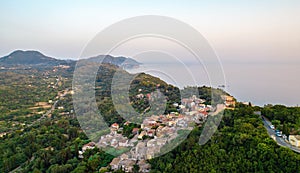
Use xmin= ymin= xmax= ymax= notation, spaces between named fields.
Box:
xmin=1 ymin=0 xmax=299 ymax=62
xmin=1 ymin=0 xmax=300 ymax=106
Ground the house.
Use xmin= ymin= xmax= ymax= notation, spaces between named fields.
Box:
xmin=111 ymin=123 xmax=119 ymax=130
xmin=142 ymin=119 xmax=157 ymax=130
xmin=138 ymin=131 xmax=146 ymax=140
xmin=120 ymin=153 xmax=129 ymax=160
xmin=120 ymin=159 xmax=135 ymax=172
xmin=132 ymin=128 xmax=139 ymax=135
xmin=111 ymin=138 xmax=118 ymax=148
xmin=79 ymin=142 xmax=96 ymax=158
xmin=146 ymin=147 xmax=156 ymax=159
xmin=44 ymin=146 xmax=54 ymax=151
xmin=198 ymin=104 xmax=206 ymax=108
xmin=110 ymin=158 xmax=121 ymax=170
xmin=82 ymin=142 xmax=95 ymax=152
xmin=146 ymin=93 xmax=151 ymax=100
xmin=147 ymin=139 xmax=157 ymax=147
xmin=289 ymin=135 xmax=300 ymax=147
xmin=199 ymin=111 xmax=208 ymax=117
xmin=177 ymin=119 xmax=187 ymax=127
xmin=179 ymin=105 xmax=186 ymax=109
xmin=146 ymin=119 xmax=157 ymax=126
xmin=78 ymin=151 xmax=84 ymax=159
xmin=135 ymin=142 xmax=147 ymax=160
xmin=161 ymin=126 xmax=175 ymax=135
xmin=138 ymin=160 xmax=151 ymax=173
xmin=167 ymin=121 xmax=176 ymax=127
xmin=57 ymin=106 xmax=64 ymax=110
xmin=146 ymin=129 xmax=155 ymax=137
xmin=166 ymin=113 xmax=176 ymax=119
xmin=222 ymin=95 xmax=236 ymax=107
xmin=136 ymin=93 xmax=144 ymax=99
xmin=156 ymin=138 xmax=167 ymax=146
xmin=59 ymin=112 xmax=70 ymax=116
xmin=119 ymin=139 xmax=129 ymax=147
xmin=156 ymin=126 xmax=164 ymax=137
xmin=177 ymin=114 xmax=185 ymax=119
xmin=0 ymin=132 xmax=7 ymax=138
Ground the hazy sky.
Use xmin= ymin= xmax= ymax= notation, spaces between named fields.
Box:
xmin=1 ymin=0 xmax=300 ymax=106
xmin=0 ymin=0 xmax=299 ymax=63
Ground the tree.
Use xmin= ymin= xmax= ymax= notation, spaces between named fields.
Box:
xmin=283 ymin=122 xmax=290 ymax=135
xmin=32 ymin=168 xmax=42 ymax=173
xmin=271 ymin=120 xmax=281 ymax=129
xmin=133 ymin=164 xmax=140 ymax=173
xmin=87 ymin=155 xmax=101 ymax=171
xmin=74 ymin=142 xmax=79 ymax=158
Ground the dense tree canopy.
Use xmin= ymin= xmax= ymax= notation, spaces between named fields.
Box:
xmin=149 ymin=104 xmax=300 ymax=173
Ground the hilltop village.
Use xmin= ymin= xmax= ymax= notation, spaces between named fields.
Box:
xmin=80 ymin=95 xmax=234 ymax=172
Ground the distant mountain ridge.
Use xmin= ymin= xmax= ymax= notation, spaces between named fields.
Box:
xmin=0 ymin=50 xmax=64 ymax=66
xmin=0 ymin=50 xmax=141 ymax=68
xmin=85 ymin=55 xmax=141 ymax=68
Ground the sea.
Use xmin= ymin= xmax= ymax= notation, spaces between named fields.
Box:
xmin=126 ymin=62 xmax=300 ymax=107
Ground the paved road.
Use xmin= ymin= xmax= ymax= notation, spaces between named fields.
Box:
xmin=26 ymin=100 xmax=59 ymax=128
xmin=261 ymin=115 xmax=300 ymax=153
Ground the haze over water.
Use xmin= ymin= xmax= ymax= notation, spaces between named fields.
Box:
xmin=128 ymin=62 xmax=300 ymax=107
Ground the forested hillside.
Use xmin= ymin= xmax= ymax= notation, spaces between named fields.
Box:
xmin=149 ymin=104 xmax=300 ymax=173
xmin=262 ymin=105 xmax=300 ymax=135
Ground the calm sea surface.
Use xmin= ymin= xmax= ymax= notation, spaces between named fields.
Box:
xmin=127 ymin=62 xmax=300 ymax=107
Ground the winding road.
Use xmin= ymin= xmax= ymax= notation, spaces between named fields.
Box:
xmin=261 ymin=115 xmax=300 ymax=153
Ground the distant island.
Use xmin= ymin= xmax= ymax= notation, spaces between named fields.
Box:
xmin=0 ymin=50 xmax=141 ymax=69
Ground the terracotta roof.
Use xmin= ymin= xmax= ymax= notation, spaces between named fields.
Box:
xmin=84 ymin=142 xmax=95 ymax=147
xmin=111 ymin=123 xmax=119 ymax=127
xmin=132 ymin=128 xmax=139 ymax=133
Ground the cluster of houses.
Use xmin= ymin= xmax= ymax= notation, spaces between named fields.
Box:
xmin=76 ymin=94 xmax=225 ymax=172
xmin=52 ymin=65 xmax=70 ymax=72
xmin=98 ymin=123 xmax=136 ymax=149
xmin=109 ymin=155 xmax=150 ymax=172
xmin=180 ymin=95 xmax=212 ymax=123
xmin=99 ymin=95 xmax=215 ymax=172
xmin=97 ymin=112 xmax=193 ymax=172
xmin=106 ymin=115 xmax=192 ymax=172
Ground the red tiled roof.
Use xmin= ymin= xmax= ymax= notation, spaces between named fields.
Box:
xmin=111 ymin=123 xmax=119 ymax=128
xmin=132 ymin=128 xmax=139 ymax=133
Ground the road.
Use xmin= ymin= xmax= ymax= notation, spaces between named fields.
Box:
xmin=26 ymin=100 xmax=59 ymax=128
xmin=8 ymin=78 xmax=64 ymax=172
xmin=261 ymin=115 xmax=300 ymax=153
